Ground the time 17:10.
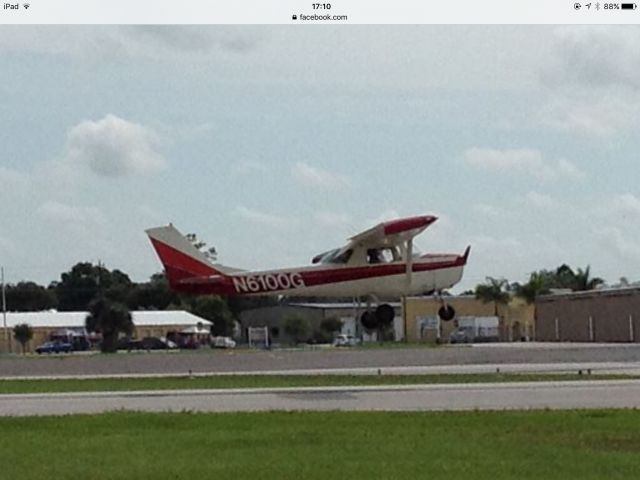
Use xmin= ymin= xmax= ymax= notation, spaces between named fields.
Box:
xmin=312 ymin=3 xmax=332 ymax=9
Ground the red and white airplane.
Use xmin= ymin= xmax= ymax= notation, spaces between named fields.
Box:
xmin=146 ymin=215 xmax=470 ymax=321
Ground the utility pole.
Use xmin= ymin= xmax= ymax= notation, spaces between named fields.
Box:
xmin=1 ymin=267 xmax=8 ymax=353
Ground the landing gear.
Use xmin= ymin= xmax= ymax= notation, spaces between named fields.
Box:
xmin=375 ymin=304 xmax=395 ymax=326
xmin=436 ymin=291 xmax=455 ymax=321
xmin=438 ymin=304 xmax=455 ymax=321
xmin=360 ymin=311 xmax=378 ymax=331
xmin=359 ymin=301 xmax=395 ymax=340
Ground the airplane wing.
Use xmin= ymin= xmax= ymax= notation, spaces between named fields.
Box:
xmin=347 ymin=215 xmax=438 ymax=248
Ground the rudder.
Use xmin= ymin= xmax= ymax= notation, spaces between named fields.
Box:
xmin=145 ymin=224 xmax=223 ymax=286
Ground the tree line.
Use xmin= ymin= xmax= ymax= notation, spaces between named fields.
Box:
xmin=3 ymin=261 xmax=623 ymax=352
xmin=4 ymin=262 xmax=277 ymax=346
xmin=470 ymin=264 xmax=608 ymax=312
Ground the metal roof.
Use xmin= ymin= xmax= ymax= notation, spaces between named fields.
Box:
xmin=1 ymin=310 xmax=211 ymax=329
xmin=287 ymin=302 xmax=402 ymax=309
xmin=538 ymin=286 xmax=640 ymax=302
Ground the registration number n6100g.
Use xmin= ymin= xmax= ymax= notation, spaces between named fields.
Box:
xmin=232 ymin=272 xmax=305 ymax=293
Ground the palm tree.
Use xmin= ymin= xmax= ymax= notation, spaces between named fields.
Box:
xmin=475 ymin=277 xmax=511 ymax=340
xmin=554 ymin=264 xmax=577 ymax=289
xmin=513 ymin=272 xmax=550 ymax=305
xmin=475 ymin=277 xmax=511 ymax=316
xmin=86 ymin=298 xmax=134 ymax=353
xmin=572 ymin=265 xmax=604 ymax=291
xmin=13 ymin=323 xmax=33 ymax=355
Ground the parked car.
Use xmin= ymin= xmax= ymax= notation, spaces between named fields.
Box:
xmin=35 ymin=341 xmax=73 ymax=354
xmin=333 ymin=334 xmax=358 ymax=347
xmin=211 ymin=336 xmax=236 ymax=348
xmin=141 ymin=336 xmax=178 ymax=350
xmin=117 ymin=337 xmax=144 ymax=351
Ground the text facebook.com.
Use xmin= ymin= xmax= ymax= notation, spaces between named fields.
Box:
xmin=292 ymin=14 xmax=348 ymax=21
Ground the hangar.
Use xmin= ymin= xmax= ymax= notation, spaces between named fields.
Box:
xmin=240 ymin=297 xmax=535 ymax=344
xmin=536 ymin=287 xmax=640 ymax=342
xmin=403 ymin=295 xmax=535 ymax=342
xmin=240 ymin=302 xmax=403 ymax=345
xmin=0 ymin=310 xmax=211 ymax=353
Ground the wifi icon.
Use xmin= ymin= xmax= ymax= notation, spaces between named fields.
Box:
xmin=23 ymin=3 xmax=30 ymax=8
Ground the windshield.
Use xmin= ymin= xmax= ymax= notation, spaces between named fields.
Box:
xmin=318 ymin=248 xmax=353 ymax=264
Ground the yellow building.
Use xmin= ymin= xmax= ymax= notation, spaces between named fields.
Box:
xmin=403 ymin=295 xmax=535 ymax=343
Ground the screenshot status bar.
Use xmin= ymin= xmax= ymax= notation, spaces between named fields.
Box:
xmin=2 ymin=0 xmax=640 ymax=24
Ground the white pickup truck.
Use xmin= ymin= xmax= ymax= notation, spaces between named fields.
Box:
xmin=450 ymin=316 xmax=499 ymax=344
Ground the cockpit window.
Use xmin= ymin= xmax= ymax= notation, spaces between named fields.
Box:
xmin=319 ymin=248 xmax=353 ymax=264
xmin=367 ymin=247 xmax=400 ymax=264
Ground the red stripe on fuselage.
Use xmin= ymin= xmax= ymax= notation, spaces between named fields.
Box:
xmin=299 ymin=256 xmax=463 ymax=287
xmin=174 ymin=256 xmax=465 ymax=296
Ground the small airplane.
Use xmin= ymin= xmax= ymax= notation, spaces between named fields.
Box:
xmin=146 ymin=215 xmax=470 ymax=323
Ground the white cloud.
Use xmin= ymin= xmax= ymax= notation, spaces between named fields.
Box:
xmin=595 ymin=226 xmax=640 ymax=262
xmin=364 ymin=209 xmax=401 ymax=228
xmin=235 ymin=206 xmax=293 ymax=227
xmin=0 ymin=167 xmax=31 ymax=198
xmin=315 ymin=211 xmax=351 ymax=228
xmin=136 ymin=205 xmax=167 ymax=224
xmin=0 ymin=236 xmax=15 ymax=255
xmin=232 ymin=160 xmax=267 ymax=176
xmin=539 ymin=95 xmax=637 ymax=137
xmin=610 ymin=193 xmax=640 ymax=219
xmin=463 ymin=147 xmax=585 ymax=182
xmin=544 ymin=26 xmax=640 ymax=91
xmin=539 ymin=27 xmax=640 ymax=137
xmin=470 ymin=234 xmax=522 ymax=252
xmin=0 ymin=26 xmax=262 ymax=59
xmin=525 ymin=191 xmax=556 ymax=209
xmin=64 ymin=114 xmax=166 ymax=177
xmin=292 ymin=162 xmax=350 ymax=190
xmin=472 ymin=203 xmax=504 ymax=218
xmin=464 ymin=234 xmax=525 ymax=281
xmin=38 ymin=201 xmax=107 ymax=226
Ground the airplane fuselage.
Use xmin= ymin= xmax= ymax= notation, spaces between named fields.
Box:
xmin=175 ymin=254 xmax=466 ymax=298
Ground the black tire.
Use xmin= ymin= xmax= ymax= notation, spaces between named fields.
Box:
xmin=375 ymin=304 xmax=395 ymax=327
xmin=438 ymin=305 xmax=455 ymax=321
xmin=360 ymin=311 xmax=379 ymax=331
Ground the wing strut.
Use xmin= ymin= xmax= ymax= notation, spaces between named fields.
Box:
xmin=405 ymin=238 xmax=413 ymax=288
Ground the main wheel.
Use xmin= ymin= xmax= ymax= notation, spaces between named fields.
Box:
xmin=375 ymin=304 xmax=395 ymax=327
xmin=360 ymin=311 xmax=378 ymax=331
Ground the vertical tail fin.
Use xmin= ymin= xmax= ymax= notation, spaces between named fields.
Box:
xmin=145 ymin=224 xmax=226 ymax=286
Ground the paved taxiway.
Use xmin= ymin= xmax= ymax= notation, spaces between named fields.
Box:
xmin=2 ymin=379 xmax=639 ymax=416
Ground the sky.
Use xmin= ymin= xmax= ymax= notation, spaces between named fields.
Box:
xmin=1 ymin=25 xmax=640 ymax=292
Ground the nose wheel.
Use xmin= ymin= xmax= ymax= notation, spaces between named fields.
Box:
xmin=436 ymin=291 xmax=455 ymax=321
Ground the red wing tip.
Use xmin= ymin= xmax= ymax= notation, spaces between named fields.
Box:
xmin=382 ymin=215 xmax=438 ymax=235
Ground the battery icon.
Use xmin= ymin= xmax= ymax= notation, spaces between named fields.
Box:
xmin=621 ymin=3 xmax=637 ymax=9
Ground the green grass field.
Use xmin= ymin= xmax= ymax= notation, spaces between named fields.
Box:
xmin=0 ymin=373 xmax=635 ymax=394
xmin=0 ymin=410 xmax=639 ymax=479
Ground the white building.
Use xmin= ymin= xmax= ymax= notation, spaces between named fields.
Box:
xmin=0 ymin=310 xmax=211 ymax=353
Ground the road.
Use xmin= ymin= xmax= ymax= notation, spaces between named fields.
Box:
xmin=3 ymin=343 xmax=640 ymax=377
xmin=2 ymin=380 xmax=640 ymax=416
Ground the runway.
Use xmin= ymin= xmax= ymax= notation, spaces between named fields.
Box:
xmin=4 ymin=343 xmax=640 ymax=378
xmin=2 ymin=379 xmax=640 ymax=416
xmin=3 ymin=361 xmax=640 ymax=380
